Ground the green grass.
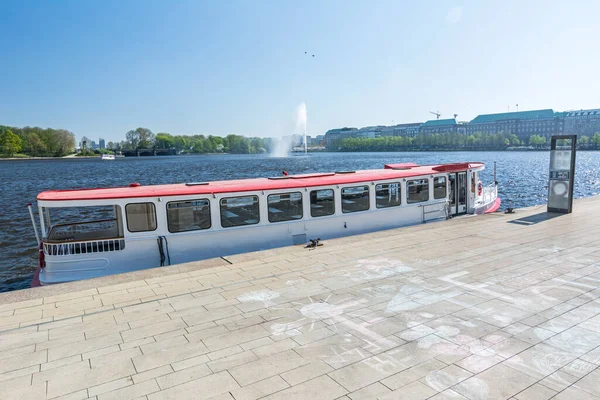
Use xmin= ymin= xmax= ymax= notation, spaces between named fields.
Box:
xmin=0 ymin=153 xmax=30 ymax=158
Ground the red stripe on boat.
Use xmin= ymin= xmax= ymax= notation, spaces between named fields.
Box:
xmin=37 ymin=163 xmax=484 ymax=201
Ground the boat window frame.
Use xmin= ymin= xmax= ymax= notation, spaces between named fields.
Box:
xmin=125 ymin=202 xmax=158 ymax=233
xmin=406 ymin=178 xmax=430 ymax=204
xmin=310 ymin=188 xmax=335 ymax=218
xmin=219 ymin=194 xmax=260 ymax=228
xmin=375 ymin=182 xmax=402 ymax=209
xmin=267 ymin=191 xmax=304 ymax=223
xmin=341 ymin=185 xmax=370 ymax=214
xmin=433 ymin=176 xmax=447 ymax=199
xmin=166 ymin=198 xmax=212 ymax=233
xmin=45 ymin=205 xmax=125 ymax=242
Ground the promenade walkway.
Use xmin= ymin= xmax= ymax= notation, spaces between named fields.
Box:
xmin=1 ymin=197 xmax=600 ymax=400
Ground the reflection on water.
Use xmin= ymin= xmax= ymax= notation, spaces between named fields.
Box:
xmin=1 ymin=151 xmax=599 ymax=292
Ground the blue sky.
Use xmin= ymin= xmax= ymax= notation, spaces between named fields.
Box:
xmin=1 ymin=0 xmax=599 ymax=142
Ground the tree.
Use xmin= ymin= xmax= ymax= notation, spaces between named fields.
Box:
xmin=592 ymin=133 xmax=600 ymax=148
xmin=21 ymin=132 xmax=46 ymax=156
xmin=508 ymin=134 xmax=520 ymax=146
xmin=155 ymin=133 xmax=174 ymax=149
xmin=125 ymin=130 xmax=140 ymax=149
xmin=136 ymin=128 xmax=155 ymax=149
xmin=53 ymin=129 xmax=76 ymax=156
xmin=0 ymin=128 xmax=23 ymax=156
xmin=126 ymin=128 xmax=155 ymax=149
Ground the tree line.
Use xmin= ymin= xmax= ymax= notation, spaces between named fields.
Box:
xmin=0 ymin=125 xmax=76 ymax=157
xmin=334 ymin=132 xmax=600 ymax=152
xmin=107 ymin=128 xmax=274 ymax=154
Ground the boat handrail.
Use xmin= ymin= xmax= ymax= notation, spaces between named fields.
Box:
xmin=481 ymin=183 xmax=498 ymax=206
xmin=44 ymin=238 xmax=125 ymax=256
xmin=45 ymin=235 xmax=125 ymax=244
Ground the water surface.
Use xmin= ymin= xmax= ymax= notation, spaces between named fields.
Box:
xmin=1 ymin=151 xmax=599 ymax=292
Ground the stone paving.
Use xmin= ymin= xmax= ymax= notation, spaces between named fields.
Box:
xmin=1 ymin=196 xmax=600 ymax=400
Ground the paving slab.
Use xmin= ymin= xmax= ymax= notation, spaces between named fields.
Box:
xmin=1 ymin=196 xmax=600 ymax=399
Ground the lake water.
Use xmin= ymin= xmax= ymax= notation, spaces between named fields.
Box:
xmin=1 ymin=151 xmax=599 ymax=293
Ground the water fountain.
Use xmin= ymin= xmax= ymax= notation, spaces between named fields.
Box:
xmin=296 ymin=102 xmax=307 ymax=155
xmin=270 ymin=102 xmax=307 ymax=157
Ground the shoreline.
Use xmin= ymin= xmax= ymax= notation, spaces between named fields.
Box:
xmin=1 ymin=148 xmax=599 ymax=161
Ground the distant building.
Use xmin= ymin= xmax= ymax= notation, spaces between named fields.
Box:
xmin=563 ymin=109 xmax=600 ymax=136
xmin=419 ymin=118 xmax=465 ymax=135
xmin=90 ymin=140 xmax=98 ymax=150
xmin=281 ymin=134 xmax=304 ymax=147
xmin=99 ymin=138 xmax=106 ymax=149
xmin=380 ymin=123 xmax=422 ymax=137
xmin=325 ymin=128 xmax=359 ymax=150
xmin=320 ymin=106 xmax=599 ymax=150
xmin=356 ymin=126 xmax=384 ymax=139
xmin=468 ymin=109 xmax=562 ymax=139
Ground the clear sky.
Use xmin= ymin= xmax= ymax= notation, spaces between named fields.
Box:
xmin=1 ymin=0 xmax=599 ymax=143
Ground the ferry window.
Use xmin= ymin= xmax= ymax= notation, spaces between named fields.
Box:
xmin=406 ymin=179 xmax=429 ymax=203
xmin=310 ymin=189 xmax=334 ymax=217
xmin=126 ymin=203 xmax=157 ymax=232
xmin=376 ymin=182 xmax=401 ymax=208
xmin=46 ymin=205 xmax=124 ymax=242
xmin=341 ymin=185 xmax=370 ymax=213
xmin=167 ymin=199 xmax=211 ymax=233
xmin=268 ymin=192 xmax=303 ymax=222
xmin=220 ymin=195 xmax=259 ymax=227
xmin=434 ymin=177 xmax=447 ymax=199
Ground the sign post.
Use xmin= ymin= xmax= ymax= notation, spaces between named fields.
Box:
xmin=548 ymin=135 xmax=576 ymax=213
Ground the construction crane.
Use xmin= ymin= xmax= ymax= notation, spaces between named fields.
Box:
xmin=429 ymin=111 xmax=441 ymax=119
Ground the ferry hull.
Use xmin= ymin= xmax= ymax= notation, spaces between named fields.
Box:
xmin=36 ymin=203 xmax=444 ymax=286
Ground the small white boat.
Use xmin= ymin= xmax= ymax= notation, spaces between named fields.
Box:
xmin=29 ymin=161 xmax=500 ymax=286
xmin=101 ymin=154 xmax=115 ymax=160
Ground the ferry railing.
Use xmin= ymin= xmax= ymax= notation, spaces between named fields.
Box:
xmin=47 ymin=219 xmax=119 ymax=242
xmin=421 ymin=200 xmax=450 ymax=223
xmin=44 ymin=238 xmax=126 ymax=256
xmin=481 ymin=183 xmax=498 ymax=206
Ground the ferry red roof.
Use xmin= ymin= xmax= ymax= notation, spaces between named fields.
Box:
xmin=37 ymin=162 xmax=484 ymax=202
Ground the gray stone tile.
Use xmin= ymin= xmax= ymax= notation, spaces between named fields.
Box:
xmin=347 ymin=382 xmax=391 ymax=400
xmin=453 ymin=363 xmax=537 ymax=400
xmin=504 ymin=343 xmax=578 ymax=380
xmin=514 ymin=383 xmax=557 ymax=400
xmin=132 ymin=341 xmax=209 ymax=372
xmin=552 ymin=386 xmax=600 ymax=400
xmin=203 ymin=325 xmax=270 ymax=351
xmin=229 ymin=350 xmax=311 ymax=386
xmin=420 ymin=364 xmax=472 ymax=392
xmin=206 ymin=350 xmax=257 ymax=373
xmin=543 ymin=326 xmax=600 ymax=356
xmin=574 ymin=368 xmax=600 ymax=397
xmin=280 ymin=360 xmax=333 ymax=386
xmin=47 ymin=360 xmax=136 ymax=398
xmin=229 ymin=375 xmax=289 ymax=400
xmin=261 ymin=375 xmax=347 ymax=400
xmin=378 ymin=381 xmax=437 ymax=400
xmin=149 ymin=370 xmax=239 ymax=400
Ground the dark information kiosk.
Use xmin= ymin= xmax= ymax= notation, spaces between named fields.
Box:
xmin=548 ymin=135 xmax=577 ymax=213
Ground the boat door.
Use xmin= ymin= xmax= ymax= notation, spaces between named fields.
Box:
xmin=448 ymin=172 xmax=468 ymax=215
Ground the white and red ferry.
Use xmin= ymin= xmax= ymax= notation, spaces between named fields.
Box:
xmin=30 ymin=162 xmax=500 ymax=286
